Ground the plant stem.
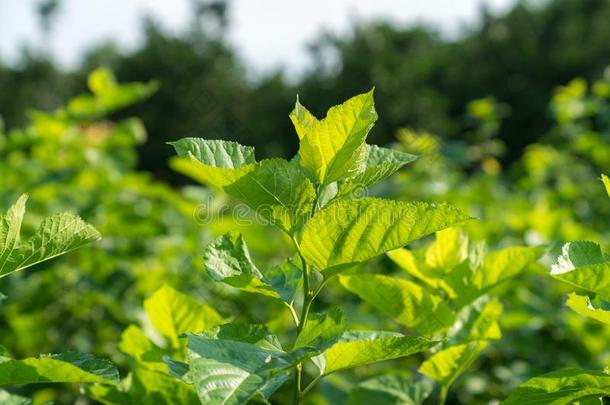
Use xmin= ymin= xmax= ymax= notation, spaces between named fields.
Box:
xmin=291 ymin=185 xmax=323 ymax=405
xmin=439 ymin=385 xmax=449 ymax=405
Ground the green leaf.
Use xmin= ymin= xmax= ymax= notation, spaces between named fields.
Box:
xmin=196 ymin=323 xmax=284 ymax=351
xmin=294 ymin=307 xmax=346 ymax=351
xmin=316 ymin=331 xmax=437 ymax=375
xmin=297 ymin=90 xmax=377 ymax=184
xmin=443 ymin=245 xmax=542 ymax=307
xmin=168 ymin=327 xmax=311 ymax=405
xmin=566 ymin=293 xmax=610 ymax=325
xmin=348 ymin=373 xmax=433 ymax=405
xmin=0 ymin=352 xmax=119 ymax=386
xmin=169 ymin=138 xmax=257 ymax=187
xmin=602 ymin=174 xmax=610 ymax=198
xmin=68 ymin=67 xmax=157 ymax=117
xmin=88 ymin=367 xmax=199 ymax=405
xmin=119 ymin=325 xmax=172 ymax=372
xmin=339 ymin=274 xmax=455 ymax=335
xmin=300 ymin=197 xmax=471 ymax=272
xmin=389 ymin=241 xmax=541 ymax=308
xmin=224 ymin=159 xmax=316 ymax=231
xmin=204 ymin=232 xmax=301 ymax=303
xmin=448 ymin=299 xmax=503 ymax=342
xmin=144 ymin=285 xmax=223 ymax=349
xmin=0 ymin=194 xmax=101 ymax=278
xmin=419 ymin=341 xmax=488 ymax=389
xmin=387 ymin=248 xmax=454 ymax=293
xmin=502 ymin=368 xmax=610 ymax=405
xmin=424 ymin=227 xmax=469 ymax=271
xmin=336 ymin=145 xmax=418 ymax=198
xmin=551 ymin=241 xmax=610 ymax=299
xmin=289 ymin=97 xmax=318 ymax=140
xmin=0 ymin=389 xmax=32 ymax=405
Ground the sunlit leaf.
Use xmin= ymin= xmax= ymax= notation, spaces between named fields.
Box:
xmin=301 ymin=197 xmax=471 ymax=272
xmin=339 ymin=274 xmax=454 ymax=335
xmin=0 ymin=194 xmax=101 ymax=278
xmin=316 ymin=331 xmax=437 ymax=375
xmin=297 ymin=90 xmax=377 ymax=184
xmin=566 ymin=293 xmax=610 ymax=325
xmin=424 ymin=227 xmax=468 ymax=271
xmin=290 ymin=97 xmax=318 ymax=140
xmin=144 ymin=285 xmax=223 ymax=349
xmin=119 ymin=326 xmax=171 ymax=372
xmin=418 ymin=341 xmax=488 ymax=388
xmin=169 ymin=138 xmax=256 ymax=187
xmin=502 ymin=368 xmax=610 ymax=405
xmin=551 ymin=241 xmax=610 ymax=299
xmin=0 ymin=352 xmax=119 ymax=386
xmin=336 ymin=145 xmax=417 ymax=198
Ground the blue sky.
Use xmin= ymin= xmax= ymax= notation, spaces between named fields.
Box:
xmin=0 ymin=0 xmax=514 ymax=73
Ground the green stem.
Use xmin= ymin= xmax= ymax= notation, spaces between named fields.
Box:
xmin=291 ymin=185 xmax=323 ymax=405
xmin=439 ymin=385 xmax=449 ymax=405
xmin=301 ymin=374 xmax=322 ymax=398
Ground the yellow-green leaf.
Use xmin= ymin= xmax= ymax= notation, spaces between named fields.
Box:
xmin=144 ymin=285 xmax=223 ymax=349
xmin=297 ymin=90 xmax=377 ymax=184
xmin=300 ymin=198 xmax=471 ymax=272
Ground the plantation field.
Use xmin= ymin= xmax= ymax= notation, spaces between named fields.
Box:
xmin=0 ymin=67 xmax=609 ymax=405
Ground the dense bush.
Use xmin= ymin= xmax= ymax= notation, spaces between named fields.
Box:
xmin=0 ymin=68 xmax=609 ymax=404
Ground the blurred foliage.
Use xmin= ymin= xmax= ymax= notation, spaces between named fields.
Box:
xmin=2 ymin=0 xmax=610 ymax=182
xmin=0 ymin=0 xmax=610 ymax=403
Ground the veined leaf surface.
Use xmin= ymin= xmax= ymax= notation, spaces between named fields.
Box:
xmin=0 ymin=352 xmax=119 ymax=386
xmin=169 ymin=138 xmax=256 ymax=187
xmin=339 ymin=274 xmax=455 ymax=335
xmin=336 ymin=144 xmax=417 ymax=199
xmin=551 ymin=241 xmax=610 ymax=299
xmin=144 ymin=285 xmax=223 ymax=349
xmin=316 ymin=331 xmax=437 ymax=375
xmin=297 ymin=90 xmax=377 ymax=184
xmin=300 ymin=198 xmax=471 ymax=272
xmin=0 ymin=194 xmax=101 ymax=278
xmin=502 ymin=368 xmax=610 ymax=405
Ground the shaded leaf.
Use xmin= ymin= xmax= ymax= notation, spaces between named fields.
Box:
xmin=0 ymin=389 xmax=32 ymax=405
xmin=294 ymin=307 xmax=346 ymax=351
xmin=224 ymin=159 xmax=315 ymax=231
xmin=204 ymin=233 xmax=301 ymax=303
xmin=88 ymin=367 xmax=198 ymax=405
xmin=167 ymin=327 xmax=311 ymax=405
xmin=348 ymin=372 xmax=433 ymax=405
